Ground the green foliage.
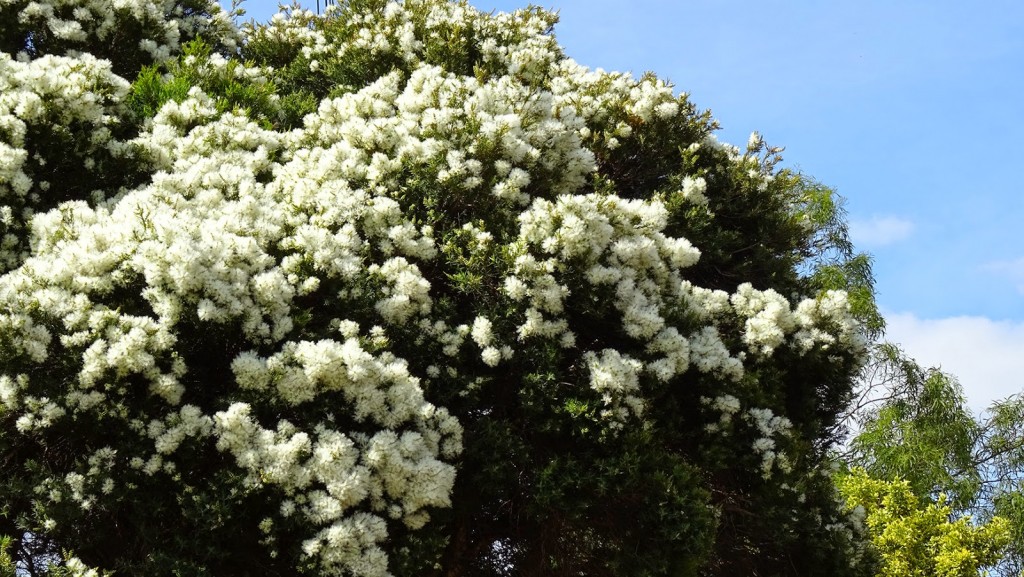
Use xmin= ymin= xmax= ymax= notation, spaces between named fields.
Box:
xmin=127 ymin=39 xmax=287 ymax=128
xmin=798 ymin=179 xmax=884 ymax=339
xmin=838 ymin=468 xmax=1010 ymax=577
xmin=0 ymin=537 xmax=14 ymax=577
xmin=975 ymin=395 xmax=1024 ymax=575
xmin=127 ymin=65 xmax=194 ymax=120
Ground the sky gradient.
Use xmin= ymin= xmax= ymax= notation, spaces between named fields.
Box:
xmin=226 ymin=0 xmax=1024 ymax=411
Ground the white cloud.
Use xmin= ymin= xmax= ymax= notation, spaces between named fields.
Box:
xmin=882 ymin=312 xmax=1024 ymax=415
xmin=983 ymin=257 xmax=1024 ymax=293
xmin=849 ymin=215 xmax=914 ymax=248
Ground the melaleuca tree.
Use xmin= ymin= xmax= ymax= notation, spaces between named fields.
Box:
xmin=0 ymin=1 xmax=881 ymax=575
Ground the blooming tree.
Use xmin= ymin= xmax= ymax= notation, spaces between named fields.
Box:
xmin=0 ymin=1 xmax=880 ymax=575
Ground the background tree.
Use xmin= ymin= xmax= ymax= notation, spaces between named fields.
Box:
xmin=842 ymin=343 xmax=1024 ymax=576
xmin=1 ymin=1 xmax=882 ymax=575
xmin=978 ymin=395 xmax=1024 ymax=575
xmin=844 ymin=343 xmax=983 ymax=511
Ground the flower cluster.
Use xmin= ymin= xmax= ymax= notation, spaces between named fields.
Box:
xmin=701 ymin=395 xmax=794 ymax=479
xmin=746 ymin=407 xmax=794 ymax=479
xmin=0 ymin=52 xmax=132 ymax=269
xmin=584 ymin=348 xmax=645 ymax=426
xmin=9 ymin=0 xmax=238 ymax=64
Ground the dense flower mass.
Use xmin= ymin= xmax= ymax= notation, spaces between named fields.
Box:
xmin=0 ymin=1 xmax=878 ymax=576
xmin=0 ymin=0 xmax=238 ymax=66
xmin=0 ymin=51 xmax=129 ymax=269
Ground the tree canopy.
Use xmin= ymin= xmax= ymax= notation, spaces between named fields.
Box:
xmin=0 ymin=1 xmax=887 ymax=576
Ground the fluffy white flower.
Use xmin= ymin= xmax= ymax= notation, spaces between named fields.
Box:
xmin=584 ymin=349 xmax=645 ymax=426
xmin=680 ymin=175 xmax=708 ymax=206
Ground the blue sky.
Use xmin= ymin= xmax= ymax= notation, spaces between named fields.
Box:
xmin=227 ymin=0 xmax=1024 ymax=409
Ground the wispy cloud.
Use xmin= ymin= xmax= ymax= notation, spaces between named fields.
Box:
xmin=983 ymin=257 xmax=1024 ymax=294
xmin=883 ymin=312 xmax=1024 ymax=415
xmin=849 ymin=216 xmax=914 ymax=248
